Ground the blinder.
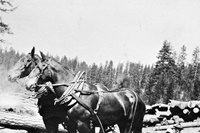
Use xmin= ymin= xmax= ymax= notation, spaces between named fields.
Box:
xmin=16 ymin=55 xmax=36 ymax=79
xmin=28 ymin=61 xmax=49 ymax=91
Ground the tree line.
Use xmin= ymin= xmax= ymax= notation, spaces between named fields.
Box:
xmin=0 ymin=41 xmax=200 ymax=105
xmin=1 ymin=1 xmax=200 ymax=105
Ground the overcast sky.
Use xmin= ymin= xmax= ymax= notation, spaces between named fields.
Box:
xmin=1 ymin=0 xmax=200 ymax=66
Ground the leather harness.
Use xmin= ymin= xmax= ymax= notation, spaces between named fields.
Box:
xmin=35 ymin=71 xmax=138 ymax=133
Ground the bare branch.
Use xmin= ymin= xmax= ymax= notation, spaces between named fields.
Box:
xmin=0 ymin=0 xmax=17 ymax=12
xmin=0 ymin=0 xmax=13 ymax=7
xmin=0 ymin=6 xmax=17 ymax=12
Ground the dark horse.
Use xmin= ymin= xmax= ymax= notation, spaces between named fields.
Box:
xmin=7 ymin=47 xmax=77 ymax=133
xmin=25 ymin=52 xmax=146 ymax=133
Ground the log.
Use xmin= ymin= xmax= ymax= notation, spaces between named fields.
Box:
xmin=143 ymin=114 xmax=159 ymax=124
xmin=0 ymin=111 xmax=67 ymax=132
xmin=169 ymin=100 xmax=200 ymax=109
xmin=0 ymin=126 xmax=28 ymax=133
xmin=183 ymin=109 xmax=189 ymax=114
xmin=193 ymin=107 xmax=199 ymax=113
xmin=155 ymin=109 xmax=171 ymax=117
xmin=155 ymin=121 xmax=200 ymax=131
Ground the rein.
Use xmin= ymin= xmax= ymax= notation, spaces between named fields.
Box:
xmin=36 ymin=82 xmax=129 ymax=95
xmin=34 ymin=70 xmax=106 ymax=133
xmin=71 ymin=94 xmax=105 ymax=133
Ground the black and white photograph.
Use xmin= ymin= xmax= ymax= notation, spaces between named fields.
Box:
xmin=0 ymin=0 xmax=200 ymax=133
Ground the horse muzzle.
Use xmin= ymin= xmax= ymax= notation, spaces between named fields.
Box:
xmin=25 ymin=77 xmax=38 ymax=91
xmin=7 ymin=71 xmax=20 ymax=83
xmin=25 ymin=83 xmax=37 ymax=91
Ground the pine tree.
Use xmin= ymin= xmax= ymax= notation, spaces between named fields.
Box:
xmin=192 ymin=46 xmax=200 ymax=80
xmin=140 ymin=65 xmax=148 ymax=89
xmin=115 ymin=63 xmax=124 ymax=79
xmin=190 ymin=46 xmax=200 ymax=100
xmin=129 ymin=63 xmax=142 ymax=94
xmin=0 ymin=0 xmax=16 ymax=42
xmin=89 ymin=63 xmax=98 ymax=84
xmin=106 ymin=60 xmax=114 ymax=88
xmin=145 ymin=75 xmax=157 ymax=105
xmin=60 ymin=56 xmax=68 ymax=66
xmin=147 ymin=40 xmax=177 ymax=104
xmin=96 ymin=65 xmax=103 ymax=83
xmin=71 ymin=57 xmax=78 ymax=72
xmin=140 ymin=65 xmax=149 ymax=100
xmin=0 ymin=46 xmax=3 ymax=65
xmin=78 ymin=61 xmax=88 ymax=72
xmin=176 ymin=45 xmax=187 ymax=100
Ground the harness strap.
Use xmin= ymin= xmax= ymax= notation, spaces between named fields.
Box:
xmin=128 ymin=90 xmax=138 ymax=133
xmin=45 ymin=82 xmax=56 ymax=94
xmin=71 ymin=94 xmax=105 ymax=133
xmin=34 ymin=82 xmax=54 ymax=98
xmin=94 ymin=91 xmax=103 ymax=114
xmin=34 ymin=86 xmax=48 ymax=98
xmin=57 ymin=71 xmax=85 ymax=102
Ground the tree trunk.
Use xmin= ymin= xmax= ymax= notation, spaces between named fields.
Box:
xmin=0 ymin=111 xmax=67 ymax=132
xmin=155 ymin=121 xmax=200 ymax=131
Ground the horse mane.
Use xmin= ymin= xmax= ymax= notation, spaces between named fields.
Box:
xmin=34 ymin=54 xmax=41 ymax=60
xmin=63 ymin=65 xmax=75 ymax=76
xmin=48 ymin=57 xmax=75 ymax=76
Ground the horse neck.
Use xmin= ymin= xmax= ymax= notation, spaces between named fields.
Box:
xmin=50 ymin=64 xmax=75 ymax=98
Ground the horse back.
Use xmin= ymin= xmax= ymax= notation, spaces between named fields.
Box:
xmin=95 ymin=89 xmax=142 ymax=124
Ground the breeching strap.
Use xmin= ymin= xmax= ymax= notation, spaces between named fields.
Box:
xmin=128 ymin=90 xmax=138 ymax=133
xmin=71 ymin=94 xmax=105 ymax=133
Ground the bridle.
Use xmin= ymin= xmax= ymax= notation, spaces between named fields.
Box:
xmin=26 ymin=60 xmax=109 ymax=133
xmin=15 ymin=54 xmax=38 ymax=80
xmin=28 ymin=61 xmax=49 ymax=90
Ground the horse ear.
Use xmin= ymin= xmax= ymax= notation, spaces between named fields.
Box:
xmin=30 ymin=47 xmax=35 ymax=58
xmin=40 ymin=51 xmax=46 ymax=61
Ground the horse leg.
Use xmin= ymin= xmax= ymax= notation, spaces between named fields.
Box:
xmin=131 ymin=100 xmax=146 ymax=133
xmin=98 ymin=126 xmax=107 ymax=133
xmin=118 ymin=117 xmax=143 ymax=133
xmin=119 ymin=119 xmax=144 ymax=133
xmin=118 ymin=122 xmax=131 ymax=133
xmin=131 ymin=115 xmax=144 ymax=133
xmin=43 ymin=117 xmax=59 ymax=133
xmin=63 ymin=118 xmax=77 ymax=133
xmin=77 ymin=120 xmax=94 ymax=133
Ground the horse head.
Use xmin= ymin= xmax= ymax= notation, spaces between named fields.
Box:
xmin=7 ymin=47 xmax=41 ymax=82
xmin=25 ymin=52 xmax=75 ymax=97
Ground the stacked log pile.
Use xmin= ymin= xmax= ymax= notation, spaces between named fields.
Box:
xmin=1 ymin=92 xmax=200 ymax=132
xmin=144 ymin=104 xmax=171 ymax=126
xmin=144 ymin=100 xmax=200 ymax=128
xmin=169 ymin=100 xmax=200 ymax=122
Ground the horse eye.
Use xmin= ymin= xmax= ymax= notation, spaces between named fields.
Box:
xmin=20 ymin=66 xmax=25 ymax=70
xmin=27 ymin=59 xmax=32 ymax=62
xmin=37 ymin=65 xmax=41 ymax=69
xmin=20 ymin=58 xmax=25 ymax=62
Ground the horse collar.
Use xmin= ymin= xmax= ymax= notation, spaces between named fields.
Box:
xmin=34 ymin=82 xmax=56 ymax=98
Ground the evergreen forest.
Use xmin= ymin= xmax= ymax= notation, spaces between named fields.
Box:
xmin=0 ymin=40 xmax=200 ymax=105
